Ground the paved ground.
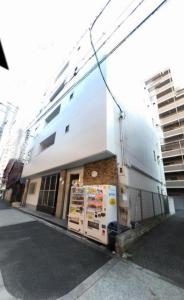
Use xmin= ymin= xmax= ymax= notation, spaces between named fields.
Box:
xmin=0 ymin=197 xmax=10 ymax=210
xmin=0 ymin=201 xmax=110 ymax=299
xmin=129 ymin=210 xmax=184 ymax=289
xmin=1 ymin=200 xmax=184 ymax=299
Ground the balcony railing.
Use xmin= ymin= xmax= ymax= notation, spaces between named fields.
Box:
xmin=166 ymin=180 xmax=184 ymax=188
xmin=162 ymin=148 xmax=184 ymax=158
xmin=163 ymin=126 xmax=184 ymax=138
xmin=157 ymin=91 xmax=175 ymax=105
xmin=146 ymin=73 xmax=171 ymax=89
xmin=164 ymin=163 xmax=184 ymax=172
xmin=159 ymin=98 xmax=184 ymax=115
xmin=160 ymin=111 xmax=184 ymax=126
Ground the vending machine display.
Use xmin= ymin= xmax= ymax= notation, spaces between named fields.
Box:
xmin=68 ymin=186 xmax=85 ymax=234
xmin=84 ymin=185 xmax=117 ymax=245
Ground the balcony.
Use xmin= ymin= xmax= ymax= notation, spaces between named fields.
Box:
xmin=159 ymin=98 xmax=184 ymax=115
xmin=163 ymin=126 xmax=184 ymax=138
xmin=146 ymin=73 xmax=171 ymax=89
xmin=160 ymin=111 xmax=184 ymax=126
xmin=166 ymin=180 xmax=184 ymax=188
xmin=157 ymin=91 xmax=175 ymax=105
xmin=162 ymin=148 xmax=184 ymax=158
xmin=164 ymin=163 xmax=184 ymax=172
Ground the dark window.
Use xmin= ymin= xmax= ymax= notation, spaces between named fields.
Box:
xmin=50 ymin=80 xmax=65 ymax=102
xmin=37 ymin=174 xmax=59 ymax=214
xmin=54 ymin=61 xmax=69 ymax=82
xmin=74 ymin=67 xmax=78 ymax=76
xmin=70 ymin=93 xmax=74 ymax=100
xmin=65 ymin=125 xmax=70 ymax=133
xmin=40 ymin=133 xmax=56 ymax=152
xmin=45 ymin=105 xmax=60 ymax=124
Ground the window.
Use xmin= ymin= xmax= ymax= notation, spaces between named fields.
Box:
xmin=40 ymin=133 xmax=56 ymax=152
xmin=65 ymin=125 xmax=69 ymax=133
xmin=50 ymin=80 xmax=65 ymax=102
xmin=73 ymin=67 xmax=78 ymax=76
xmin=28 ymin=182 xmax=36 ymax=194
xmin=54 ymin=61 xmax=69 ymax=82
xmin=37 ymin=174 xmax=59 ymax=214
xmin=69 ymin=92 xmax=74 ymax=100
xmin=153 ymin=150 xmax=156 ymax=161
xmin=45 ymin=105 xmax=60 ymax=124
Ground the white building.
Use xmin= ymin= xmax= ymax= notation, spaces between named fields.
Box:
xmin=22 ymin=24 xmax=167 ymax=227
xmin=0 ymin=102 xmax=19 ymax=179
xmin=145 ymin=69 xmax=184 ymax=209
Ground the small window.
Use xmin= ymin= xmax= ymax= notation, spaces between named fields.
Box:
xmin=28 ymin=182 xmax=36 ymax=194
xmin=40 ymin=133 xmax=56 ymax=152
xmin=153 ymin=150 xmax=156 ymax=161
xmin=45 ymin=105 xmax=60 ymax=124
xmin=73 ymin=67 xmax=78 ymax=76
xmin=70 ymin=93 xmax=74 ymax=100
xmin=65 ymin=125 xmax=70 ymax=133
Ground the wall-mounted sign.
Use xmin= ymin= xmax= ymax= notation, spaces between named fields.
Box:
xmin=91 ymin=170 xmax=98 ymax=178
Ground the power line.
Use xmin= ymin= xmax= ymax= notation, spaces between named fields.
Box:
xmin=31 ymin=0 xmax=169 ymax=127
xmin=89 ymin=0 xmax=146 ymax=115
xmin=90 ymin=0 xmax=123 ymax=114
xmin=66 ymin=0 xmax=146 ymax=92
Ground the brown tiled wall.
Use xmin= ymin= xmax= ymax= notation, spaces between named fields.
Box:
xmin=83 ymin=156 xmax=117 ymax=186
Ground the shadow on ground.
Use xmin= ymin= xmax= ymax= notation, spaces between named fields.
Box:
xmin=129 ymin=210 xmax=184 ymax=288
xmin=0 ymin=221 xmax=110 ymax=299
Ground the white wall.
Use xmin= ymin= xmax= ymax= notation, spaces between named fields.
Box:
xmin=23 ymin=65 xmax=109 ymax=177
xmin=105 ymin=46 xmax=166 ymax=193
xmin=26 ymin=178 xmax=41 ymax=207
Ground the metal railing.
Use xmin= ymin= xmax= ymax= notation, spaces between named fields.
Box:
xmin=127 ymin=186 xmax=169 ymax=223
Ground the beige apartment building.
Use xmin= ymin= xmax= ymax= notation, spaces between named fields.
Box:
xmin=145 ymin=69 xmax=184 ymax=208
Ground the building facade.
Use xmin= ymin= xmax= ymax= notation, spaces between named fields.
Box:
xmin=0 ymin=102 xmax=19 ymax=181
xmin=21 ymin=27 xmax=167 ymax=229
xmin=145 ymin=69 xmax=184 ymax=209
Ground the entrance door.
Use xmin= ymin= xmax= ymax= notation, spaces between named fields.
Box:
xmin=66 ymin=174 xmax=79 ymax=219
xmin=63 ymin=167 xmax=84 ymax=220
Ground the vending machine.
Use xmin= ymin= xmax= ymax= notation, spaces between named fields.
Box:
xmin=84 ymin=185 xmax=117 ymax=245
xmin=68 ymin=186 xmax=85 ymax=234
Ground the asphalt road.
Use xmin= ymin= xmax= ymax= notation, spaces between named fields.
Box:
xmin=0 ymin=208 xmax=110 ymax=300
xmin=129 ymin=210 xmax=184 ymax=289
xmin=0 ymin=197 xmax=10 ymax=210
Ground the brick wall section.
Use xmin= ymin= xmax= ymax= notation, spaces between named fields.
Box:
xmin=83 ymin=156 xmax=117 ymax=186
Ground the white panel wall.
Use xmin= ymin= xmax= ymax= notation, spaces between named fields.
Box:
xmin=23 ymin=66 xmax=108 ymax=177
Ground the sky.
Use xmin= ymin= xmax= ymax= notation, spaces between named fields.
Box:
xmin=0 ymin=0 xmax=184 ymax=127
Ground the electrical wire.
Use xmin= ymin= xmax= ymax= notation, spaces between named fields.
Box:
xmin=66 ymin=0 xmax=146 ymax=97
xmin=31 ymin=0 xmax=169 ymax=127
xmin=90 ymin=0 xmax=123 ymax=114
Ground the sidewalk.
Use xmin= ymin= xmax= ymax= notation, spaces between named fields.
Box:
xmin=61 ymin=258 xmax=184 ymax=300
xmin=17 ymin=205 xmax=68 ymax=229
